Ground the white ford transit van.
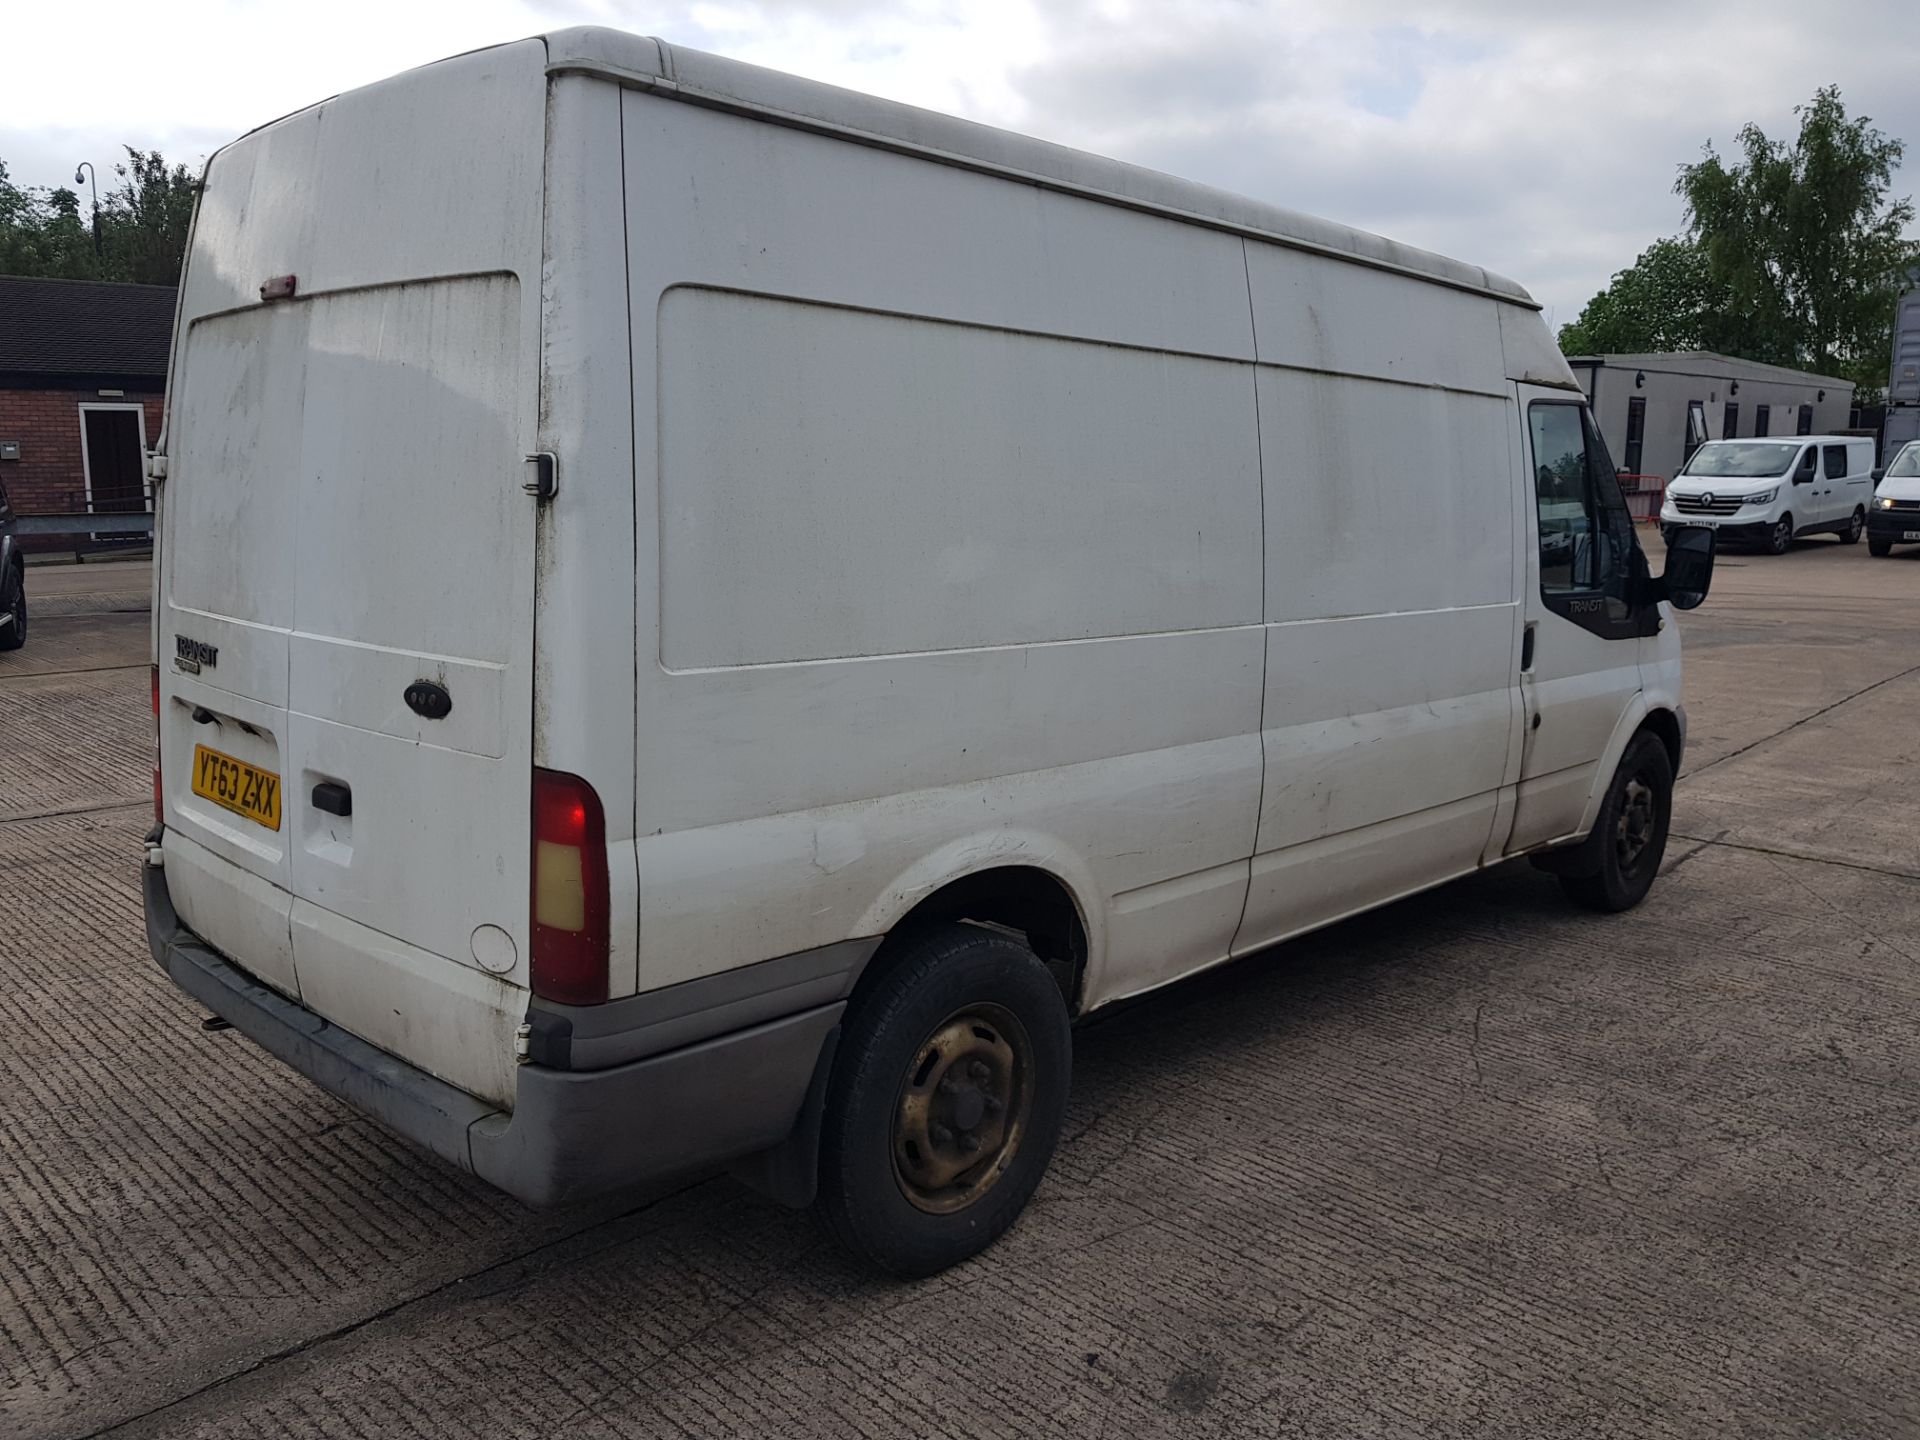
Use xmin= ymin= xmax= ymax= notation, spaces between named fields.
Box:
xmin=1661 ymin=435 xmax=1876 ymax=553
xmin=145 ymin=29 xmax=1716 ymax=1276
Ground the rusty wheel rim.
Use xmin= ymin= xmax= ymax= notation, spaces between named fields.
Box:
xmin=891 ymin=1003 xmax=1034 ymax=1215
xmin=1616 ymin=777 xmax=1656 ymax=871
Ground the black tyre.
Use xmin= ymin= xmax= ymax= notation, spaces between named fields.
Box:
xmin=0 ymin=563 xmax=24 ymax=652
xmin=1765 ymin=514 xmax=1794 ymax=555
xmin=1869 ymin=536 xmax=1893 ymax=557
xmin=815 ymin=923 xmax=1071 ymax=1277
xmin=1559 ymin=732 xmax=1674 ymax=913
xmin=1840 ymin=508 xmax=1865 ymax=545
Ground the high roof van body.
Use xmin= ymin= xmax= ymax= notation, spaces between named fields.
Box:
xmin=145 ymin=29 xmax=1713 ymax=1274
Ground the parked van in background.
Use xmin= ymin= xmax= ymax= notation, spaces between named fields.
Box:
xmin=1870 ymin=441 xmax=1920 ymax=556
xmin=143 ymin=28 xmax=1716 ymax=1276
xmin=1661 ymin=436 xmax=1876 ymax=554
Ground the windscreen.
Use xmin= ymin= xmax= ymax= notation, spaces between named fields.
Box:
xmin=1886 ymin=445 xmax=1920 ymax=479
xmin=1683 ymin=442 xmax=1802 ymax=478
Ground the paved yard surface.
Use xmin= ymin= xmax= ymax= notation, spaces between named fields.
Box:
xmin=3 ymin=541 xmax=1919 ymax=1439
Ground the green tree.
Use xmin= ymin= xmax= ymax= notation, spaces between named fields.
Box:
xmin=1677 ymin=86 xmax=1917 ymax=399
xmin=0 ymin=146 xmax=200 ymax=286
xmin=1557 ymin=236 xmax=1727 ymax=355
xmin=99 ymin=148 xmax=200 ymax=286
xmin=0 ymin=160 xmax=96 ymax=279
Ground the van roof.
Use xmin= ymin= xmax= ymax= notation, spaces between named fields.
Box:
xmin=540 ymin=27 xmax=1538 ymax=311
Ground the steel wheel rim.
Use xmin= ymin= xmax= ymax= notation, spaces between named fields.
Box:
xmin=891 ymin=1002 xmax=1034 ymax=1215
xmin=1616 ymin=777 xmax=1656 ymax=872
xmin=1773 ymin=520 xmax=1790 ymax=551
xmin=1852 ymin=512 xmax=1864 ymax=540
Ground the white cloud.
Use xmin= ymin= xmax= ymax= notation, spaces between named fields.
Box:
xmin=2 ymin=0 xmax=1913 ymax=323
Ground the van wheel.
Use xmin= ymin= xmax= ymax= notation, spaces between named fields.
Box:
xmin=1766 ymin=515 xmax=1794 ymax=555
xmin=1869 ymin=536 xmax=1893 ymax=557
xmin=815 ymin=924 xmax=1071 ymax=1277
xmin=0 ymin=564 xmax=24 ymax=651
xmin=1559 ymin=733 xmax=1673 ymax=913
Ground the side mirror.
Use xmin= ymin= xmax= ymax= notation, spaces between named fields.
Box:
xmin=1656 ymin=525 xmax=1716 ymax=611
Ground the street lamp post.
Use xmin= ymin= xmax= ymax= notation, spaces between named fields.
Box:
xmin=74 ymin=161 xmax=99 ymax=258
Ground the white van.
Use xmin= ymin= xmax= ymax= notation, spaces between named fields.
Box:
xmin=1870 ymin=440 xmax=1920 ymax=555
xmin=144 ymin=29 xmax=1716 ymax=1276
xmin=1660 ymin=435 xmax=1876 ymax=554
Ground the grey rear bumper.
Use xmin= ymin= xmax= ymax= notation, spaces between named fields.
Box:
xmin=143 ymin=849 xmax=846 ymax=1208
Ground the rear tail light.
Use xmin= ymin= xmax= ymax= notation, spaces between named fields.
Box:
xmin=530 ymin=768 xmax=610 ymax=1005
xmin=151 ymin=665 xmax=162 ymax=826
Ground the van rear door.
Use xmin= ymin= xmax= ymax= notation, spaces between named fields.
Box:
xmin=157 ymin=42 xmax=546 ymax=1103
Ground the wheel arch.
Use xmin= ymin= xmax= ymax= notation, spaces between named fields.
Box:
xmin=850 ymin=843 xmax=1099 ymax=1015
xmin=1572 ymin=694 xmax=1680 ymax=840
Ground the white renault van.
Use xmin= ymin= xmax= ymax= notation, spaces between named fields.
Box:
xmin=145 ymin=29 xmax=1716 ymax=1276
xmin=1661 ymin=435 xmax=1876 ymax=554
xmin=1869 ymin=440 xmax=1920 ymax=555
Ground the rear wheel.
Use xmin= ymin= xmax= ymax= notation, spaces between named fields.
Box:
xmin=815 ymin=924 xmax=1071 ymax=1277
xmin=1841 ymin=508 xmax=1865 ymax=544
xmin=0 ymin=563 xmax=24 ymax=651
xmin=1558 ymin=732 xmax=1674 ymax=913
xmin=1869 ymin=536 xmax=1893 ymax=557
xmin=1766 ymin=515 xmax=1794 ymax=555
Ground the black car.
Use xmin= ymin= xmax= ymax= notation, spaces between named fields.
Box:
xmin=0 ymin=477 xmax=24 ymax=650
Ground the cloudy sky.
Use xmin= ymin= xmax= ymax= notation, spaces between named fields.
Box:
xmin=3 ymin=0 xmax=1914 ymax=325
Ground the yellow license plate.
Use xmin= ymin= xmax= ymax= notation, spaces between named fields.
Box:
xmin=191 ymin=744 xmax=283 ymax=831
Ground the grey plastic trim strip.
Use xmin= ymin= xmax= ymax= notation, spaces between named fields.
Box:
xmin=530 ymin=936 xmax=879 ymax=1071
xmin=146 ymin=853 xmax=846 ymax=1209
xmin=470 ymin=1003 xmax=845 ymax=1208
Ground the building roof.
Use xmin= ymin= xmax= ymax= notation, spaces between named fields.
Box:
xmin=532 ymin=27 xmax=1536 ymax=309
xmin=1564 ymin=351 xmax=1854 ymax=390
xmin=0 ymin=276 xmax=177 ymax=383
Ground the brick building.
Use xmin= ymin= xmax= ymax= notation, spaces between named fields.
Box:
xmin=0 ymin=277 xmax=176 ymax=536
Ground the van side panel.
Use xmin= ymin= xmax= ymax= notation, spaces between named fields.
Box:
xmin=623 ymin=94 xmax=1266 ymax=1005
xmin=1234 ymin=247 xmax=1520 ymax=951
xmin=656 ymin=289 xmax=1259 ymax=669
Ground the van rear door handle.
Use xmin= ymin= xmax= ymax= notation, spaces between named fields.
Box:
xmin=1521 ymin=623 xmax=1536 ymax=672
xmin=312 ymin=782 xmax=352 ymax=817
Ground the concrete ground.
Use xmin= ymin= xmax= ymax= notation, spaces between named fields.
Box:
xmin=3 ymin=539 xmax=1919 ymax=1439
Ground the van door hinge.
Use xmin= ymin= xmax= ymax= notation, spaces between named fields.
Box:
xmin=523 ymin=452 xmax=558 ymax=502
xmin=146 ymin=453 xmax=168 ymax=484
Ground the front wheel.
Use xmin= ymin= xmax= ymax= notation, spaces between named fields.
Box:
xmin=1766 ymin=514 xmax=1794 ymax=555
xmin=815 ymin=924 xmax=1072 ymax=1276
xmin=0 ymin=564 xmax=25 ymax=652
xmin=1869 ymin=536 xmax=1893 ymax=557
xmin=1559 ymin=732 xmax=1674 ymax=913
xmin=1841 ymin=508 xmax=1865 ymax=544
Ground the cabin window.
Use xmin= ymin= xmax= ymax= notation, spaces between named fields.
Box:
xmin=1723 ymin=402 xmax=1739 ymax=439
xmin=1529 ymin=402 xmax=1634 ymax=620
xmin=1797 ymin=404 xmax=1814 ymax=435
xmin=1755 ymin=404 xmax=1771 ymax=437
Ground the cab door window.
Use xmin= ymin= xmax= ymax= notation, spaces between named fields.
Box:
xmin=1528 ymin=401 xmax=1648 ymax=638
